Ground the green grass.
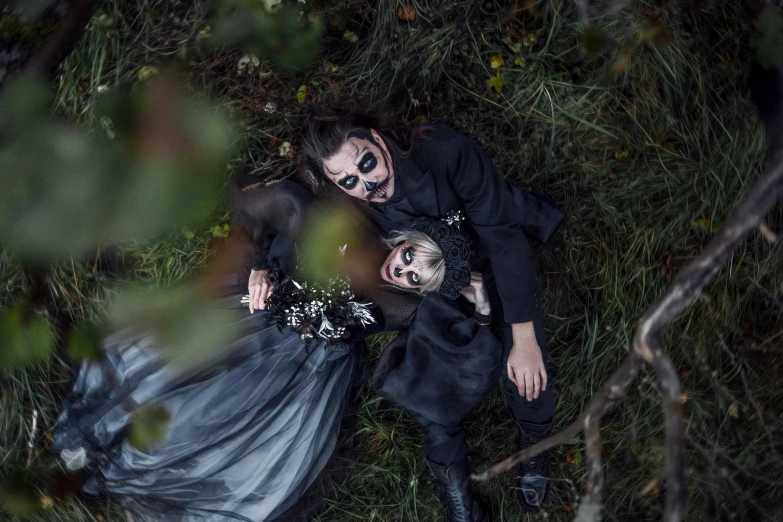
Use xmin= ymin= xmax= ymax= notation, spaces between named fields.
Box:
xmin=2 ymin=0 xmax=783 ymax=520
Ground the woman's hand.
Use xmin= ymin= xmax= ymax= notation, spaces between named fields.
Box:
xmin=248 ymin=269 xmax=274 ymax=313
xmin=460 ymin=271 xmax=491 ymax=316
xmin=508 ymin=322 xmax=547 ymax=401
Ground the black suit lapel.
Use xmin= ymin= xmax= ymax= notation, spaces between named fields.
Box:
xmin=397 ymin=156 xmax=441 ymax=218
xmin=362 ymin=201 xmax=398 ymax=233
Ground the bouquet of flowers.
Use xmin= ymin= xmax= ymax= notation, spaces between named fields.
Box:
xmin=244 ymin=272 xmax=375 ymax=346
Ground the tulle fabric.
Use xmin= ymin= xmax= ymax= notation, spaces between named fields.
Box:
xmin=50 ymin=295 xmax=360 ymax=522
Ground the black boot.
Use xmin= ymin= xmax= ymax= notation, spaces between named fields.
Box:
xmin=516 ymin=421 xmax=551 ymax=511
xmin=427 ymin=458 xmax=488 ymax=522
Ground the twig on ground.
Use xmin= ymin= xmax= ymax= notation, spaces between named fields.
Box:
xmin=26 ymin=409 xmax=38 ymax=467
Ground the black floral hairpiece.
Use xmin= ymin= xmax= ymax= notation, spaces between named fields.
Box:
xmin=408 ymin=210 xmax=471 ymax=300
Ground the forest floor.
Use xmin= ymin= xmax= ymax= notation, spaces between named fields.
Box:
xmin=2 ymin=0 xmax=782 ymax=521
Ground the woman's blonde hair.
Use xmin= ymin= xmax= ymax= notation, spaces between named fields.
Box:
xmin=382 ymin=230 xmax=446 ymax=294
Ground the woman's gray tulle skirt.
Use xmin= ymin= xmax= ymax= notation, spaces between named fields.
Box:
xmin=51 ymin=301 xmax=360 ymax=522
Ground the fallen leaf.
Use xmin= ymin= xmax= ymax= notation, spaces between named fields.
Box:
xmin=296 ymin=85 xmax=307 ymax=104
xmin=40 ymin=495 xmax=53 ymax=509
xmin=513 ymin=57 xmax=523 ymax=67
xmin=278 ymin=141 xmax=294 ymax=158
xmin=343 ymin=30 xmax=358 ymax=43
xmin=728 ymin=402 xmax=740 ymax=420
xmin=640 ymin=478 xmax=660 ymax=497
xmin=603 ymin=169 xmax=616 ymax=181
xmin=137 ymin=65 xmax=159 ymax=82
xmin=487 ymin=73 xmax=503 ymax=93
xmin=210 ymin=224 xmax=230 ymax=239
xmin=323 ymin=61 xmax=339 ymax=73
xmin=567 ymin=451 xmax=582 ymax=466
xmin=489 ymin=55 xmax=504 ymax=69
xmin=614 ymin=148 xmax=629 ymax=159
xmin=680 ymin=392 xmax=688 ymax=404
xmin=606 ymin=53 xmax=630 ymax=77
xmin=660 ymin=252 xmax=673 ymax=277
xmin=182 ymin=228 xmax=195 ymax=240
xmin=196 ymin=25 xmax=211 ymax=41
xmin=397 ymin=4 xmax=416 ymax=21
xmin=503 ymin=37 xmax=522 ymax=53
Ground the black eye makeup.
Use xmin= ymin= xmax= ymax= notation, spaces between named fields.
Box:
xmin=338 ymin=176 xmax=358 ymax=190
xmin=407 ymin=272 xmax=421 ymax=286
xmin=358 ymin=152 xmax=377 ymax=174
xmin=401 ymin=246 xmax=415 ymax=265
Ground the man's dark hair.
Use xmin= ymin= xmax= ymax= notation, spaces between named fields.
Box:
xmin=299 ymin=101 xmax=429 ymax=193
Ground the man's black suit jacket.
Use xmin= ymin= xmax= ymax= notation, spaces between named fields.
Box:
xmin=361 ymin=125 xmax=563 ymax=325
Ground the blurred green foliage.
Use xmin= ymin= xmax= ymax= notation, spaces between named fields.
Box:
xmin=0 ymin=73 xmax=235 ymax=262
xmin=128 ymin=404 xmax=172 ymax=452
xmin=107 ymin=282 xmax=240 ymax=371
xmin=297 ymin=205 xmax=362 ymax=286
xmin=752 ymin=7 xmax=783 ymax=69
xmin=6 ymin=0 xmax=57 ymax=23
xmin=0 ymin=467 xmax=41 ymax=517
xmin=0 ymin=303 xmax=54 ymax=369
xmin=66 ymin=323 xmax=102 ymax=361
xmin=212 ymin=3 xmax=323 ymax=70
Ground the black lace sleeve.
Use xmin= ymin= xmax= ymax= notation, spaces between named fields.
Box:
xmin=232 ymin=180 xmax=315 ymax=291
xmin=347 ymin=289 xmax=421 ymax=341
xmin=361 ymin=287 xmax=422 ymax=332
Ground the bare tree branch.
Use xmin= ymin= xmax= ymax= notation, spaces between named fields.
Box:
xmin=472 ymin=355 xmax=643 ymax=481
xmin=646 ymin=348 xmax=685 ymax=522
xmin=583 ymin=402 xmax=603 ymax=505
xmin=474 ymin=112 xmax=783 ymax=522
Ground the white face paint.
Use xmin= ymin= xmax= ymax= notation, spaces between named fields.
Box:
xmin=380 ymin=241 xmax=426 ymax=289
xmin=322 ymin=130 xmax=395 ymax=203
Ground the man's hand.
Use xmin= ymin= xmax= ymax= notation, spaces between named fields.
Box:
xmin=248 ymin=269 xmax=274 ymax=313
xmin=460 ymin=271 xmax=491 ymax=316
xmin=507 ymin=321 xmax=547 ymax=401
